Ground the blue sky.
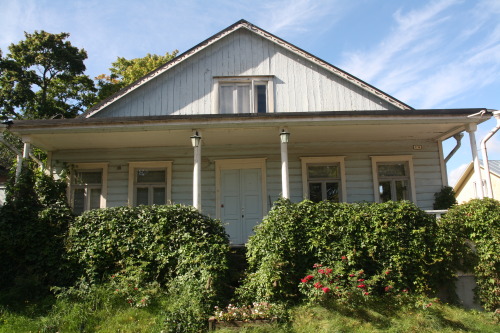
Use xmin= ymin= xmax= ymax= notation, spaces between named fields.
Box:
xmin=1 ymin=0 xmax=499 ymax=186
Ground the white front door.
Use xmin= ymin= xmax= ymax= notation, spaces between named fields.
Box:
xmin=221 ymin=168 xmax=263 ymax=244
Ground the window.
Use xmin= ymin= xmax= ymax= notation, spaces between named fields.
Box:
xmin=301 ymin=157 xmax=346 ymax=202
xmin=128 ymin=161 xmax=172 ymax=206
xmin=371 ymin=156 xmax=417 ymax=203
xmin=70 ymin=163 xmax=108 ymax=215
xmin=214 ymin=76 xmax=274 ymax=114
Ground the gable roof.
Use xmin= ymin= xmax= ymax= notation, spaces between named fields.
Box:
xmin=488 ymin=160 xmax=500 ymax=176
xmin=81 ymin=19 xmax=413 ymax=118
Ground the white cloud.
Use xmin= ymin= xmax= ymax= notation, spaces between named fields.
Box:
xmin=339 ymin=0 xmax=500 ymax=109
xmin=257 ymin=0 xmax=341 ymax=36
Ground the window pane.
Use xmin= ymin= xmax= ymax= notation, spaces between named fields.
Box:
xmin=75 ymin=171 xmax=102 ymax=185
xmin=89 ymin=188 xmax=101 ymax=210
xmin=73 ymin=188 xmax=85 ymax=215
xmin=308 ymin=165 xmax=339 ymax=179
xmin=256 ymin=84 xmax=267 ymax=113
xmin=137 ymin=170 xmax=165 ymax=183
xmin=326 ymin=182 xmax=339 ymax=202
xmin=309 ymin=182 xmax=322 ymax=203
xmin=395 ymin=180 xmax=408 ymax=201
xmin=136 ymin=187 xmax=149 ymax=206
xmin=236 ymin=85 xmax=250 ymax=113
xmin=220 ymin=86 xmax=233 ymax=114
xmin=153 ymin=187 xmax=166 ymax=205
xmin=379 ymin=181 xmax=392 ymax=203
xmin=378 ymin=164 xmax=406 ymax=177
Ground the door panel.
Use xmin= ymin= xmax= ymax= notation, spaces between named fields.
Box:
xmin=221 ymin=168 xmax=262 ymax=244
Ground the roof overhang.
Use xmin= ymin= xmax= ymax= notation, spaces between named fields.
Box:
xmin=7 ymin=109 xmax=491 ymax=151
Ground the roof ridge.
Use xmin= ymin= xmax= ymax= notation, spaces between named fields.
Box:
xmin=81 ymin=19 xmax=413 ymax=118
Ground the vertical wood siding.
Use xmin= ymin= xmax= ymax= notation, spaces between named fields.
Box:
xmin=93 ymin=30 xmax=397 ymax=118
xmin=52 ymin=139 xmax=442 ymax=216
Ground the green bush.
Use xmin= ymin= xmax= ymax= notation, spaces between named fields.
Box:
xmin=67 ymin=204 xmax=230 ymax=330
xmin=0 ymin=163 xmax=74 ymax=301
xmin=238 ymin=199 xmax=460 ymax=304
xmin=440 ymin=198 xmax=500 ymax=311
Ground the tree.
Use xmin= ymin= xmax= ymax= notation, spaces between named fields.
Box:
xmin=95 ymin=50 xmax=178 ymax=103
xmin=0 ymin=31 xmax=96 ymax=119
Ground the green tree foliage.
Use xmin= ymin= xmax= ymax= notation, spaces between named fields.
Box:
xmin=0 ymin=31 xmax=96 ymax=119
xmin=0 ymin=162 xmax=74 ymax=302
xmin=94 ymin=50 xmax=178 ymax=102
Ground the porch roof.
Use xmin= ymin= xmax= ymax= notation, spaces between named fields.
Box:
xmin=6 ymin=109 xmax=491 ymax=151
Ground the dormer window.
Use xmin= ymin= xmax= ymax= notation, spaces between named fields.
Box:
xmin=214 ymin=76 xmax=274 ymax=114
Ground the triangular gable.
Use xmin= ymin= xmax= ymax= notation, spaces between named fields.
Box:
xmin=82 ymin=19 xmax=412 ymax=118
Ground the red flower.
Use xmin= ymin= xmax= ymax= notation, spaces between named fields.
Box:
xmin=313 ymin=264 xmax=322 ymax=268
xmin=385 ymin=270 xmax=391 ymax=275
xmin=318 ymin=269 xmax=325 ymax=274
xmin=341 ymin=256 xmax=347 ymax=260
xmin=314 ymin=282 xmax=323 ymax=289
xmin=358 ymin=278 xmax=365 ymax=282
xmin=322 ymin=287 xmax=330 ymax=293
xmin=358 ymin=270 xmax=364 ymax=275
xmin=364 ymin=292 xmax=370 ymax=295
xmin=349 ymin=274 xmax=355 ymax=277
xmin=357 ymin=284 xmax=366 ymax=288
xmin=325 ymin=268 xmax=333 ymax=274
xmin=384 ymin=286 xmax=393 ymax=292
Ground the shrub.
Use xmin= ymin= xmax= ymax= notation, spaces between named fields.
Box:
xmin=440 ymin=198 xmax=500 ymax=311
xmin=67 ymin=204 xmax=230 ymax=329
xmin=433 ymin=186 xmax=457 ymax=209
xmin=238 ymin=199 xmax=460 ymax=304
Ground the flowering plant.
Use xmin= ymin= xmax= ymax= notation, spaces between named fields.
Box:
xmin=213 ymin=302 xmax=279 ymax=322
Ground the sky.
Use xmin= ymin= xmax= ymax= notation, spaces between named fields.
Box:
xmin=1 ymin=0 xmax=499 ymax=186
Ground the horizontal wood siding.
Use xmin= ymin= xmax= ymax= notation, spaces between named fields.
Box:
xmin=93 ymin=30 xmax=397 ymax=119
xmin=52 ymin=139 xmax=442 ymax=215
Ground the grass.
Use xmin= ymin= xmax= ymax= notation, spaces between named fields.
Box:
xmin=1 ymin=292 xmax=498 ymax=333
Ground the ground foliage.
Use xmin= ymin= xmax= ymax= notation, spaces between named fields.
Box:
xmin=440 ymin=198 xmax=500 ymax=311
xmin=237 ymin=199 xmax=463 ymax=305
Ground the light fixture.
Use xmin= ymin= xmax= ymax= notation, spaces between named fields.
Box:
xmin=280 ymin=129 xmax=290 ymax=143
xmin=191 ymin=132 xmax=201 ymax=147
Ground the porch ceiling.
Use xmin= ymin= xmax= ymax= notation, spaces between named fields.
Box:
xmin=7 ymin=110 xmax=490 ymax=151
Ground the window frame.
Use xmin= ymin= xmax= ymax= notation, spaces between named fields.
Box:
xmin=213 ymin=76 xmax=274 ymax=114
xmin=128 ymin=161 xmax=172 ymax=206
xmin=371 ymin=155 xmax=417 ymax=204
xmin=300 ymin=156 xmax=347 ymax=202
xmin=69 ymin=162 xmax=108 ymax=214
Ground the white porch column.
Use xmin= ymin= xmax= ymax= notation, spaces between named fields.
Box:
xmin=280 ymin=129 xmax=290 ymax=199
xmin=191 ymin=131 xmax=202 ymax=210
xmin=15 ymin=141 xmax=31 ymax=182
xmin=466 ymin=124 xmax=484 ymax=199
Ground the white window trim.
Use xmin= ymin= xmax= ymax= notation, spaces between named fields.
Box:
xmin=370 ymin=155 xmax=417 ymax=204
xmin=128 ymin=161 xmax=172 ymax=206
xmin=300 ymin=156 xmax=347 ymax=202
xmin=69 ymin=162 xmax=108 ymax=210
xmin=214 ymin=158 xmax=267 ymax=219
xmin=212 ymin=76 xmax=274 ymax=114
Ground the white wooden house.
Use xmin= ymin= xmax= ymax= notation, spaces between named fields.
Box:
xmin=6 ymin=20 xmax=492 ymax=244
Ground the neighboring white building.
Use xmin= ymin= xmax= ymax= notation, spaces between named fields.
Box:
xmin=6 ymin=20 xmax=491 ymax=244
xmin=454 ymin=160 xmax=500 ymax=203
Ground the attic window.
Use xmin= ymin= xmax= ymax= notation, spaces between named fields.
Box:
xmin=214 ymin=76 xmax=274 ymax=114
